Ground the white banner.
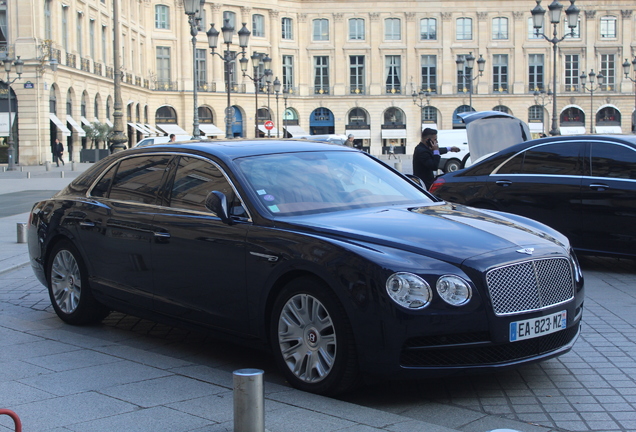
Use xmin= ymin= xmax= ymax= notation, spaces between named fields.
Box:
xmin=0 ymin=112 xmax=16 ymax=136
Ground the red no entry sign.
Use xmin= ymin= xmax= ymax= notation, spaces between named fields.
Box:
xmin=264 ymin=120 xmax=274 ymax=130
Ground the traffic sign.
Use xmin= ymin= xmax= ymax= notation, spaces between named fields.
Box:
xmin=264 ymin=120 xmax=274 ymax=130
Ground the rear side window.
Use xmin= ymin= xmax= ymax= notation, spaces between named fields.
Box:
xmin=498 ymin=142 xmax=581 ymax=175
xmin=107 ymin=155 xmax=172 ymax=204
xmin=590 ymin=142 xmax=636 ymax=180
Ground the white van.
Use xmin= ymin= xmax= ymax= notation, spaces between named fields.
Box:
xmin=133 ymin=135 xmax=191 ymax=148
xmin=436 ymin=130 xmax=471 ymax=173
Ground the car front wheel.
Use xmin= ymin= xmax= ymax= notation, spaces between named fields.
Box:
xmin=270 ymin=277 xmax=359 ymax=395
xmin=444 ymin=159 xmax=462 ymax=173
xmin=47 ymin=240 xmax=110 ymax=325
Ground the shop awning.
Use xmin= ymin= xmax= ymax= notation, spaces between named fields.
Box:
xmin=345 ymin=129 xmax=370 ymax=139
xmin=421 ymin=123 xmax=438 ymax=131
xmin=284 ymin=125 xmax=309 ymax=137
xmin=199 ymin=123 xmax=224 ymax=136
xmin=80 ymin=116 xmax=92 ymax=127
xmin=145 ymin=124 xmax=163 ymax=135
xmin=105 ymin=118 xmax=113 ymax=127
xmin=136 ymin=123 xmax=153 ymax=135
xmin=157 ymin=123 xmax=188 ymax=135
xmin=128 ymin=122 xmax=149 ymax=136
xmin=258 ymin=125 xmax=281 ymax=136
xmin=0 ymin=113 xmax=16 ymax=136
xmin=49 ymin=113 xmax=71 ymax=136
xmin=595 ymin=126 xmax=622 ymax=134
xmin=529 ymin=122 xmax=545 ymax=132
xmin=559 ymin=126 xmax=585 ymax=135
xmin=66 ymin=115 xmax=86 ymax=137
xmin=381 ymin=129 xmax=407 ymax=139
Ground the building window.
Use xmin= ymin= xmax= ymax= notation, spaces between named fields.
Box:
xmin=89 ymin=20 xmax=95 ymax=59
xmin=156 ymin=46 xmax=171 ymax=87
xmin=282 ymin=55 xmax=294 ymax=91
xmin=528 ymin=17 xmax=543 ymax=39
xmin=349 ymin=55 xmax=365 ymax=94
xmin=600 ymin=54 xmax=616 ymax=91
xmin=77 ymin=13 xmax=83 ymax=57
xmin=385 ymin=55 xmax=401 ymax=94
xmin=62 ymin=5 xmax=68 ymax=51
xmin=155 ymin=5 xmax=170 ymax=30
xmin=195 ymin=48 xmax=207 ymax=90
xmin=313 ymin=19 xmax=329 ymax=41
xmin=457 ymin=54 xmax=469 ymax=93
xmin=44 ymin=0 xmax=52 ymax=40
xmin=493 ymin=54 xmax=508 ymax=93
xmin=420 ymin=55 xmax=437 ymax=93
xmin=420 ymin=18 xmax=436 ymax=40
xmin=492 ymin=17 xmax=508 ymax=40
xmin=456 ymin=17 xmax=472 ymax=40
xmin=422 ymin=106 xmax=437 ymax=123
xmin=529 ymin=105 xmax=544 ymax=123
xmin=600 ymin=16 xmax=617 ymax=38
xmin=385 ymin=18 xmax=401 ymax=40
xmin=529 ymin=54 xmax=544 ymax=91
xmin=252 ymin=14 xmax=265 ymax=37
xmin=564 ymin=54 xmax=580 ymax=92
xmin=349 ymin=18 xmax=365 ymax=40
xmin=282 ymin=17 xmax=293 ymax=40
xmin=314 ymin=56 xmax=329 ymax=94
xmin=102 ymin=25 xmax=107 ymax=63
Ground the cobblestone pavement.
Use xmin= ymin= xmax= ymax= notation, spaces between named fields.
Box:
xmin=1 ymin=255 xmax=635 ymax=432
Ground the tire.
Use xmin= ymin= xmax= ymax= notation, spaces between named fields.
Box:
xmin=444 ymin=159 xmax=462 ymax=173
xmin=47 ymin=240 xmax=110 ymax=325
xmin=270 ymin=277 xmax=360 ymax=395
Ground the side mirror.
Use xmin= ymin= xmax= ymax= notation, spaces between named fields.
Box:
xmin=205 ymin=191 xmax=233 ymax=225
xmin=405 ymin=174 xmax=425 ymax=189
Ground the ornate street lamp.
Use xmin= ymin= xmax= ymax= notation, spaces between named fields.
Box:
xmin=207 ymin=20 xmax=250 ymax=138
xmin=240 ymin=52 xmax=272 ymax=137
xmin=183 ymin=0 xmax=203 ymax=139
xmin=264 ymin=70 xmax=273 ymax=138
xmin=580 ymin=70 xmax=604 ymax=134
xmin=2 ymin=56 xmax=23 ymax=171
xmin=273 ymin=77 xmax=281 ymax=138
xmin=108 ymin=0 xmax=128 ymax=153
xmin=622 ymin=57 xmax=636 ymax=130
xmin=531 ymin=0 xmax=580 ymax=136
xmin=533 ymin=89 xmax=553 ymax=135
xmin=455 ymin=52 xmax=485 ymax=111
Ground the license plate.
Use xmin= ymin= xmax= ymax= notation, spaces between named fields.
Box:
xmin=510 ymin=310 xmax=567 ymax=342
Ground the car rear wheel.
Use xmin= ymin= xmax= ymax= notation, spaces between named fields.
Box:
xmin=47 ymin=240 xmax=110 ymax=325
xmin=270 ymin=277 xmax=359 ymax=395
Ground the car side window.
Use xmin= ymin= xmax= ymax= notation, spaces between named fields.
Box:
xmin=91 ymin=164 xmax=117 ymax=197
xmin=500 ymin=142 xmax=581 ymax=175
xmin=590 ymin=142 xmax=636 ymax=180
xmin=108 ymin=155 xmax=172 ymax=204
xmin=169 ymin=156 xmax=244 ymax=215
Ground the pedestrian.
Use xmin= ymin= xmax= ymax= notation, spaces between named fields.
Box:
xmin=345 ymin=134 xmax=355 ymax=148
xmin=169 ymin=134 xmax=176 ymax=142
xmin=387 ymin=140 xmax=397 ymax=159
xmin=54 ymin=138 xmax=65 ymax=167
xmin=412 ymin=128 xmax=460 ymax=189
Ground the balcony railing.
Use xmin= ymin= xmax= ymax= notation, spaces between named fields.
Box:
xmin=385 ymin=86 xmax=402 ymax=94
xmin=492 ymin=84 xmax=509 ymax=94
xmin=348 ymin=86 xmax=367 ymax=95
xmin=106 ymin=66 xmax=114 ymax=79
xmin=81 ymin=57 xmax=91 ymax=72
xmin=198 ymin=82 xmax=217 ymax=92
xmin=94 ymin=62 xmax=103 ymax=76
xmin=314 ymin=86 xmax=331 ymax=95
xmin=66 ymin=53 xmax=76 ymax=69
xmin=156 ymin=80 xmax=178 ymax=91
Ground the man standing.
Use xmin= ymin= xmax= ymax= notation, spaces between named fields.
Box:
xmin=169 ymin=134 xmax=176 ymax=142
xmin=54 ymin=138 xmax=65 ymax=167
xmin=412 ymin=128 xmax=459 ymax=189
xmin=345 ymin=134 xmax=355 ymax=148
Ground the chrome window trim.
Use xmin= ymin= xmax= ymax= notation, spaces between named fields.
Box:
xmin=86 ymin=151 xmax=253 ymax=223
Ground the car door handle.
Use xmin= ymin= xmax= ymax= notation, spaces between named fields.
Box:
xmin=589 ymin=183 xmax=609 ymax=191
xmin=495 ymin=180 xmax=512 ymax=187
xmin=79 ymin=221 xmax=96 ymax=227
xmin=153 ymin=232 xmax=171 ymax=238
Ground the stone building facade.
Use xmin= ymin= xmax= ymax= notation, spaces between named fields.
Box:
xmin=1 ymin=0 xmax=636 ymax=164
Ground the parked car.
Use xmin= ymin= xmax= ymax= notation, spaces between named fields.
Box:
xmin=133 ymin=135 xmax=191 ymax=148
xmin=27 ymin=139 xmax=583 ymax=395
xmin=436 ymin=130 xmax=471 ymax=173
xmin=430 ymin=134 xmax=636 ymax=258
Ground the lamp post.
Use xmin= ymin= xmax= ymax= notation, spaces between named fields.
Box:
xmin=531 ymin=0 xmax=580 ymax=136
xmin=455 ymin=52 xmax=486 ymax=111
xmin=264 ymin=70 xmax=273 ymax=138
xmin=580 ymin=70 xmax=604 ymax=134
xmin=207 ymin=20 xmax=250 ymax=139
xmin=533 ymin=89 xmax=553 ymax=135
xmin=2 ymin=56 xmax=23 ymax=171
xmin=623 ymin=57 xmax=636 ymax=131
xmin=183 ymin=0 xmax=203 ymax=139
xmin=109 ymin=0 xmax=128 ymax=153
xmin=240 ymin=52 xmax=271 ymax=137
xmin=273 ymin=77 xmax=281 ymax=138
xmin=282 ymin=88 xmax=289 ymax=137
xmin=412 ymin=89 xmax=431 ymax=125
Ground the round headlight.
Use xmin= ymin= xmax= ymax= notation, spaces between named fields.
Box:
xmin=436 ymin=275 xmax=472 ymax=306
xmin=386 ymin=273 xmax=432 ymax=310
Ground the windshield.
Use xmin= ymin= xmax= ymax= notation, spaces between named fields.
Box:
xmin=236 ymin=151 xmax=433 ymax=216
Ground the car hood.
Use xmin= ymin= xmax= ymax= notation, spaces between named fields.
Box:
xmin=285 ymin=202 xmax=566 ymax=265
xmin=459 ymin=111 xmax=531 ymax=162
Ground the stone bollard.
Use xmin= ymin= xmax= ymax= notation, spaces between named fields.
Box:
xmin=27 ymin=171 xmax=31 ymax=179
xmin=45 ymin=161 xmax=51 ymax=171
xmin=233 ymin=369 xmax=264 ymax=432
xmin=394 ymin=160 xmax=402 ymax=172
xmin=17 ymin=223 xmax=27 ymax=243
xmin=71 ymin=161 xmax=76 ymax=171
xmin=60 ymin=170 xmax=64 ymax=178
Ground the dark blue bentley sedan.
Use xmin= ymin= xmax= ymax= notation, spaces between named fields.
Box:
xmin=27 ymin=140 xmax=584 ymax=395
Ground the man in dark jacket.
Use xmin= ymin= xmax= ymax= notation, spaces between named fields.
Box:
xmin=412 ymin=128 xmax=459 ymax=189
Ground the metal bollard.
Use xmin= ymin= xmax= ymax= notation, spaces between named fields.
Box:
xmin=71 ymin=161 xmax=76 ymax=171
xmin=394 ymin=161 xmax=402 ymax=172
xmin=60 ymin=170 xmax=64 ymax=178
xmin=233 ymin=369 xmax=264 ymax=432
xmin=45 ymin=161 xmax=51 ymax=171
xmin=27 ymin=171 xmax=31 ymax=179
xmin=17 ymin=223 xmax=27 ymax=243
